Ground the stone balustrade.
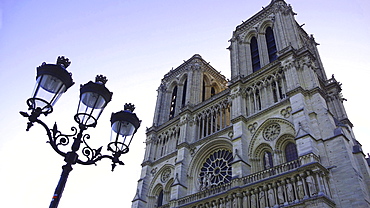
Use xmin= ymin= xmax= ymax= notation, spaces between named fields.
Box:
xmin=164 ymin=153 xmax=332 ymax=208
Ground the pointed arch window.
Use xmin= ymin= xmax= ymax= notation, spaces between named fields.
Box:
xmin=285 ymin=142 xmax=298 ymax=162
xmin=250 ymin=36 xmax=261 ymax=72
xmin=265 ymin=27 xmax=277 ymax=62
xmin=169 ymin=86 xmax=177 ymax=119
xmin=181 ymin=79 xmax=187 ymax=107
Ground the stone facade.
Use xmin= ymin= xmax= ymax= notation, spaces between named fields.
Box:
xmin=132 ymin=0 xmax=370 ymax=207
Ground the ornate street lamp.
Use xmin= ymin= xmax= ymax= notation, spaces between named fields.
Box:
xmin=20 ymin=56 xmax=141 ymax=208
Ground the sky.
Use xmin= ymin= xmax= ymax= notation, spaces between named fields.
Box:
xmin=0 ymin=0 xmax=369 ymax=207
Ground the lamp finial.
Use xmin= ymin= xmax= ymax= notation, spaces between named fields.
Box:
xmin=124 ymin=103 xmax=135 ymax=112
xmin=95 ymin=75 xmax=108 ymax=85
xmin=56 ymin=56 xmax=71 ymax=68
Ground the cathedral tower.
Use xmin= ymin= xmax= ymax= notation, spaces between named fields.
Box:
xmin=132 ymin=1 xmax=370 ymax=207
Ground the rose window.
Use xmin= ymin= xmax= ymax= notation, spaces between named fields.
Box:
xmin=199 ymin=149 xmax=233 ymax=190
xmin=263 ymin=123 xmax=281 ymax=141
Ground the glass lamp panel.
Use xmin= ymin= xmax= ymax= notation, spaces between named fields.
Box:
xmin=32 ymin=74 xmax=67 ymax=109
xmin=76 ymin=93 xmax=107 ymax=127
xmin=80 ymin=91 xmax=107 ymax=109
xmin=112 ymin=120 xmax=135 ymax=137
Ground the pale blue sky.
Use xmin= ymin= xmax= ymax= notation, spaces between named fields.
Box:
xmin=0 ymin=0 xmax=369 ymax=207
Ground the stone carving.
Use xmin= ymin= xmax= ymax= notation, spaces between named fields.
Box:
xmin=248 ymin=122 xmax=258 ymax=134
xmin=263 ymin=123 xmax=281 ymax=141
xmin=297 ymin=178 xmax=304 ymax=200
xmin=286 ymin=179 xmax=294 ymax=202
xmin=280 ymin=106 xmax=292 ymax=118
xmin=150 ymin=167 xmax=157 ymax=176
xmin=259 ymin=189 xmax=265 ymax=208
xmin=232 ymin=194 xmax=237 ymax=208
xmin=161 ymin=168 xmax=171 ymax=183
xmin=264 ymin=152 xmax=271 ymax=169
xmin=250 ymin=191 xmax=257 ymax=208
xmin=187 ymin=171 xmax=330 ymax=208
xmin=306 ymin=172 xmax=317 ymax=196
xmin=277 ymin=183 xmax=284 ymax=204
xmin=267 ymin=184 xmax=275 ymax=206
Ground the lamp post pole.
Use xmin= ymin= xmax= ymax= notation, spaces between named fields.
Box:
xmin=49 ymin=127 xmax=83 ymax=208
xmin=20 ymin=57 xmax=141 ymax=208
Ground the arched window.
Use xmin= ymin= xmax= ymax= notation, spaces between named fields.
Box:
xmin=182 ymin=79 xmax=187 ymax=107
xmin=265 ymin=27 xmax=277 ymax=62
xmin=250 ymin=36 xmax=261 ymax=72
xmin=169 ymin=86 xmax=177 ymax=119
xmin=285 ymin=142 xmax=298 ymax=162
xmin=263 ymin=151 xmax=273 ymax=170
xmin=157 ymin=190 xmax=163 ymax=207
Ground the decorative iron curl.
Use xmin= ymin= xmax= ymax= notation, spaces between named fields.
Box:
xmin=50 ymin=123 xmax=78 ymax=147
xmin=79 ymin=133 xmax=103 ymax=163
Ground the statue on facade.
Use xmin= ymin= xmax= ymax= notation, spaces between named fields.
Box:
xmin=306 ymin=172 xmax=317 ymax=196
xmin=296 ymin=178 xmax=304 ymax=200
xmin=264 ymin=152 xmax=271 ymax=169
xmin=277 ymin=183 xmax=284 ymax=204
xmin=286 ymin=179 xmax=294 ymax=202
xmin=259 ymin=189 xmax=266 ymax=208
xmin=250 ymin=191 xmax=257 ymax=208
xmin=267 ymin=184 xmax=275 ymax=206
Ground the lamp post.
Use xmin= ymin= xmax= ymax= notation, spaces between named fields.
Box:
xmin=20 ymin=56 xmax=141 ymax=208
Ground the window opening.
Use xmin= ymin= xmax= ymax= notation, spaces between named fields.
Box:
xmin=250 ymin=36 xmax=261 ymax=72
xmin=285 ymin=142 xmax=298 ymax=162
xmin=202 ymin=80 xmax=206 ymax=101
xmin=157 ymin=190 xmax=163 ymax=207
xmin=169 ymin=86 xmax=177 ymax=119
xmin=182 ymin=79 xmax=187 ymax=107
xmin=265 ymin=27 xmax=277 ymax=62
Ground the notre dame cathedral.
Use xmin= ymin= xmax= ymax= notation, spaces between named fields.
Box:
xmin=131 ymin=0 xmax=370 ymax=207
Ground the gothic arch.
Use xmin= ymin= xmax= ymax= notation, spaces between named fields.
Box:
xmin=187 ymin=138 xmax=233 ymax=193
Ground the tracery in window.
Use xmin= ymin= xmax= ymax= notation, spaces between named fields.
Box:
xmin=199 ymin=149 xmax=233 ymax=190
